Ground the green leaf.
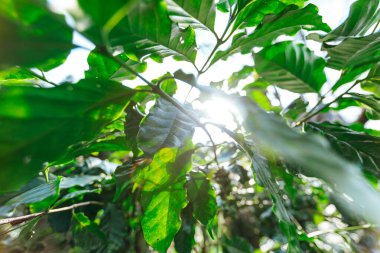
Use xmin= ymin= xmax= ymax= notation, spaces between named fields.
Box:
xmin=124 ymin=104 xmax=144 ymax=156
xmin=135 ymin=145 xmax=193 ymax=191
xmin=282 ymin=97 xmax=308 ymax=121
xmin=325 ymin=32 xmax=380 ymax=72
xmin=98 ymin=204 xmax=126 ymax=253
xmin=79 ymin=0 xmax=138 ymax=27
xmin=346 ymin=93 xmax=380 ymax=119
xmin=78 ymin=0 xmax=138 ymax=43
xmin=174 ymin=204 xmax=196 ymax=253
xmin=67 ymin=136 xmax=130 ymax=158
xmin=251 ymin=152 xmax=301 ymax=253
xmin=322 ymin=0 xmax=380 ymax=41
xmin=139 ymin=145 xmax=193 ymax=252
xmin=0 ymin=67 xmax=36 ymax=85
xmin=135 ymin=148 xmax=177 ymax=191
xmin=187 ymin=171 xmax=217 ymax=226
xmin=333 ymin=65 xmax=373 ymax=90
xmin=153 ymin=73 xmax=178 ymax=96
xmin=85 ymin=49 xmax=147 ymax=80
xmin=326 ymin=32 xmax=380 ymax=90
xmin=167 ymin=0 xmax=216 ymax=32
xmin=0 ymin=178 xmax=60 ymax=215
xmin=212 ymin=4 xmax=330 ymax=64
xmin=137 ymin=98 xmax=195 ymax=155
xmin=247 ymin=89 xmax=272 ymax=111
xmin=228 ymin=65 xmax=253 ymax=89
xmin=232 ymin=0 xmax=305 ymax=30
xmin=60 ymin=175 xmax=103 ymax=189
xmin=216 ymin=0 xmax=232 ymax=13
xmin=221 ymin=236 xmax=253 ymax=253
xmin=173 ymin=69 xmax=198 ymax=87
xmin=118 ymin=1 xmax=198 ymax=63
xmin=0 ymin=79 xmax=134 ymax=192
xmin=306 ymin=122 xmax=380 ymax=177
xmin=235 ymin=96 xmax=380 ymax=225
xmin=0 ymin=0 xmax=73 ymax=69
xmin=362 ymin=63 xmax=380 ymax=97
xmin=255 ymin=42 xmax=326 ymax=93
xmin=54 ymin=189 xmax=100 ymax=208
xmin=72 ymin=212 xmax=107 ymax=251
xmin=141 ymin=183 xmax=188 ymax=253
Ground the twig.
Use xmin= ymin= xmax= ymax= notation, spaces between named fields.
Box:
xmin=307 ymin=224 xmax=374 ymax=238
xmin=22 ymin=68 xmax=58 ymax=87
xmin=273 ymin=87 xmax=283 ymax=108
xmin=0 ymin=201 xmax=103 ymax=226
xmin=295 ymin=81 xmax=360 ymax=126
xmin=371 ymin=20 xmax=380 ymax=34
xmin=199 ymin=6 xmax=238 ymax=74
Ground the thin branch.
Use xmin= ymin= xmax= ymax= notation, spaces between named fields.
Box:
xmin=199 ymin=41 xmax=222 ymax=74
xmin=0 ymin=201 xmax=103 ymax=226
xmin=371 ymin=20 xmax=380 ymax=34
xmin=199 ymin=6 xmax=238 ymax=74
xmin=307 ymin=224 xmax=374 ymax=238
xmin=273 ymin=87 xmax=283 ymax=108
xmin=295 ymin=81 xmax=360 ymax=126
xmin=184 ymin=86 xmax=194 ymax=103
xmin=222 ymin=5 xmax=239 ymax=41
xmin=22 ymin=68 xmax=58 ymax=87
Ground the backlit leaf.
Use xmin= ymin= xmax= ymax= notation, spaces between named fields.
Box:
xmin=255 ymin=42 xmax=326 ymax=93
xmin=0 ymin=79 xmax=134 ymax=192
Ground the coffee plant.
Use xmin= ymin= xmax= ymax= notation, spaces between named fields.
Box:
xmin=0 ymin=0 xmax=380 ymax=252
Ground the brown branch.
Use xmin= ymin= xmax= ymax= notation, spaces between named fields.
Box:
xmin=0 ymin=201 xmax=104 ymax=226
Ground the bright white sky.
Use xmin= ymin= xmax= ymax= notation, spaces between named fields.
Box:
xmin=46 ymin=0 xmax=379 ymax=132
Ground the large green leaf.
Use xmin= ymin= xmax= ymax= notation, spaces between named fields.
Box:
xmin=137 ymin=98 xmax=195 ymax=155
xmin=0 ymin=79 xmax=134 ymax=192
xmin=255 ymin=42 xmax=326 ymax=93
xmin=232 ymin=0 xmax=306 ymax=30
xmin=322 ymin=0 xmax=380 ymax=41
xmin=306 ymin=123 xmax=380 ymax=177
xmin=186 ymin=171 xmax=217 ymax=226
xmin=325 ymin=32 xmax=380 ymax=71
xmin=233 ymin=96 xmax=380 ymax=224
xmin=212 ymin=4 xmax=330 ymax=65
xmin=0 ymin=178 xmax=60 ymax=215
xmin=0 ymin=67 xmax=36 ymax=85
xmin=0 ymin=0 xmax=73 ymax=69
xmin=78 ymin=0 xmax=138 ymax=43
xmin=78 ymin=0 xmax=138 ymax=28
xmin=313 ymin=32 xmax=380 ymax=90
xmin=135 ymin=145 xmax=193 ymax=191
xmin=114 ymin=0 xmax=198 ymax=63
xmin=166 ymin=0 xmax=216 ymax=32
xmin=85 ymin=49 xmax=147 ymax=80
xmin=139 ymin=146 xmax=193 ymax=253
xmin=141 ymin=183 xmax=187 ymax=253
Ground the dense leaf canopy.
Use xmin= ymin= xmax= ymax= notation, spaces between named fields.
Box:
xmin=0 ymin=0 xmax=379 ymax=252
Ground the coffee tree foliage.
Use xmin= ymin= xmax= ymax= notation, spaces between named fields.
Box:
xmin=0 ymin=0 xmax=380 ymax=252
